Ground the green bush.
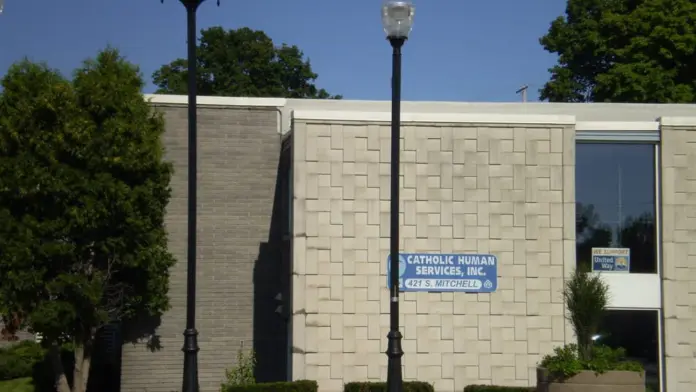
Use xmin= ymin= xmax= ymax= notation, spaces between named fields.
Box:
xmin=221 ymin=348 xmax=257 ymax=390
xmin=540 ymin=343 xmax=643 ymax=380
xmin=222 ymin=380 xmax=318 ymax=392
xmin=344 ymin=381 xmax=434 ymax=392
xmin=463 ymin=385 xmax=534 ymax=392
xmin=0 ymin=341 xmax=45 ymax=380
xmin=563 ymin=268 xmax=609 ymax=361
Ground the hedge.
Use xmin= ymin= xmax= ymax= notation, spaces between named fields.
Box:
xmin=344 ymin=382 xmax=434 ymax=392
xmin=0 ymin=340 xmax=80 ymax=392
xmin=222 ymin=380 xmax=318 ymax=392
xmin=0 ymin=340 xmax=44 ymax=380
xmin=463 ymin=386 xmax=535 ymax=392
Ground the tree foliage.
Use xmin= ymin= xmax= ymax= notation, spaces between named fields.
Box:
xmin=0 ymin=48 xmax=175 ymax=392
xmin=576 ymin=203 xmax=656 ymax=273
xmin=153 ymin=26 xmax=342 ymax=99
xmin=540 ymin=0 xmax=696 ymax=102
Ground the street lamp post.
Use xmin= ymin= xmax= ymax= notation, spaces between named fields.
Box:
xmin=381 ymin=2 xmax=414 ymax=392
xmin=162 ymin=1 xmax=219 ymax=392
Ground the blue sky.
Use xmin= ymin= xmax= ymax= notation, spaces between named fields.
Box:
xmin=0 ymin=0 xmax=566 ymax=102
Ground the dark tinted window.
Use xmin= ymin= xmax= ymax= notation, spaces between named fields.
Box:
xmin=575 ymin=143 xmax=656 ymax=273
xmin=596 ymin=310 xmax=660 ymax=391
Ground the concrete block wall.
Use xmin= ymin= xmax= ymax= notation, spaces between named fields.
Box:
xmin=120 ymin=105 xmax=283 ymax=392
xmin=660 ymin=120 xmax=696 ymax=392
xmin=291 ymin=116 xmax=577 ymax=391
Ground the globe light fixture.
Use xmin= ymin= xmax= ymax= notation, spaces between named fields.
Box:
xmin=0 ymin=0 xmax=4 ymax=14
xmin=381 ymin=0 xmax=415 ymax=40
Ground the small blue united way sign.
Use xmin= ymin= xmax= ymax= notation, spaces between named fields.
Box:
xmin=386 ymin=253 xmax=498 ymax=293
xmin=592 ymin=248 xmax=630 ymax=273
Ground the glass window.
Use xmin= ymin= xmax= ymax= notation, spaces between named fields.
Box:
xmin=595 ymin=309 xmax=661 ymax=392
xmin=575 ymin=143 xmax=657 ymax=273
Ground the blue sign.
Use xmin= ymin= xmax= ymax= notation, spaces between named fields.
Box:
xmin=386 ymin=253 xmax=498 ymax=293
xmin=592 ymin=248 xmax=630 ymax=273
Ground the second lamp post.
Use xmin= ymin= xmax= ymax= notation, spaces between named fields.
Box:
xmin=381 ymin=2 xmax=415 ymax=392
xmin=165 ymin=1 xmax=219 ymax=392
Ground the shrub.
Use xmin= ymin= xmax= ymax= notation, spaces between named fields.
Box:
xmin=538 ymin=269 xmax=645 ymax=381
xmin=0 ymin=340 xmax=45 ymax=380
xmin=540 ymin=343 xmax=643 ymax=380
xmin=463 ymin=386 xmax=534 ymax=392
xmin=344 ymin=381 xmax=434 ymax=392
xmin=563 ymin=268 xmax=609 ymax=360
xmin=222 ymin=380 xmax=318 ymax=392
xmin=221 ymin=348 xmax=257 ymax=389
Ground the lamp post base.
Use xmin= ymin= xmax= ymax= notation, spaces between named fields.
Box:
xmin=182 ymin=328 xmax=200 ymax=392
xmin=386 ymin=330 xmax=404 ymax=392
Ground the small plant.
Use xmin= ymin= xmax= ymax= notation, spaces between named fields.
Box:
xmin=221 ymin=343 xmax=256 ymax=390
xmin=564 ymin=268 xmax=609 ymax=361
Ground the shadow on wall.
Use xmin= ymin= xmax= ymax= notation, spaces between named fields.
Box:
xmin=253 ymin=135 xmax=292 ymax=382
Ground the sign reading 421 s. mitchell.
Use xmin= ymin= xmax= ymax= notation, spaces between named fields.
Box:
xmin=387 ymin=253 xmax=498 ymax=293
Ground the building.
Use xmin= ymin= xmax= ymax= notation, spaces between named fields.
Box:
xmin=120 ymin=95 xmax=696 ymax=392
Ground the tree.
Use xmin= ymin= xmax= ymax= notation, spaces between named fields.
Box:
xmin=153 ymin=27 xmax=342 ymax=99
xmin=575 ymin=203 xmax=612 ymax=271
xmin=0 ymin=49 xmax=175 ymax=392
xmin=620 ymin=212 xmax=655 ymax=273
xmin=539 ymin=0 xmax=696 ymax=102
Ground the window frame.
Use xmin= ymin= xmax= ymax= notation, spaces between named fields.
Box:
xmin=575 ymin=124 xmax=664 ymax=392
xmin=574 ymin=140 xmax=661 ymax=302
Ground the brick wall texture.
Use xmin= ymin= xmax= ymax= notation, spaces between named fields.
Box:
xmin=291 ymin=121 xmax=577 ymax=391
xmin=661 ymin=124 xmax=696 ymax=392
xmin=120 ymin=105 xmax=283 ymax=392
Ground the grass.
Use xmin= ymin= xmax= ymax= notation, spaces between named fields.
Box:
xmin=0 ymin=378 xmax=33 ymax=392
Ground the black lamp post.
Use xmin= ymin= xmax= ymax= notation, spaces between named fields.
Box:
xmin=381 ymin=2 xmax=414 ymax=392
xmin=162 ymin=1 xmax=219 ymax=392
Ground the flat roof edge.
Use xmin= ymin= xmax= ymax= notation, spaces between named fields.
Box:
xmin=144 ymin=94 xmax=287 ymax=107
xmin=292 ymin=110 xmax=576 ymax=125
xmin=659 ymin=116 xmax=696 ymax=127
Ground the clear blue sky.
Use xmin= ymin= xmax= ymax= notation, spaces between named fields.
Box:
xmin=0 ymin=0 xmax=566 ymax=102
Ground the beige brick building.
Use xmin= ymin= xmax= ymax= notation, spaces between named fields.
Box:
xmin=122 ymin=96 xmax=695 ymax=392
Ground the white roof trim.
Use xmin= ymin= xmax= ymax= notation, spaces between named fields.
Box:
xmin=659 ymin=116 xmax=696 ymax=127
xmin=144 ymin=94 xmax=287 ymax=107
xmin=292 ymin=110 xmax=576 ymax=125
xmin=575 ymin=121 xmax=659 ymax=131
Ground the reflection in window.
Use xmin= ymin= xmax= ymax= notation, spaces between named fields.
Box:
xmin=575 ymin=143 xmax=657 ymax=273
xmin=595 ymin=310 xmax=660 ymax=392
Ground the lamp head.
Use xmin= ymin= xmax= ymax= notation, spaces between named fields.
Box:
xmin=160 ymin=0 xmax=220 ymax=6
xmin=381 ymin=0 xmax=415 ymax=40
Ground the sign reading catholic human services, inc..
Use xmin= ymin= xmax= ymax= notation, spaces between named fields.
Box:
xmin=386 ymin=253 xmax=498 ymax=293
xmin=591 ymin=247 xmax=630 ymax=273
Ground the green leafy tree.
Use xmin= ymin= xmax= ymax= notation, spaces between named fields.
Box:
xmin=0 ymin=48 xmax=175 ymax=392
xmin=620 ymin=212 xmax=655 ymax=273
xmin=540 ymin=0 xmax=696 ymax=102
xmin=153 ymin=26 xmax=342 ymax=99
